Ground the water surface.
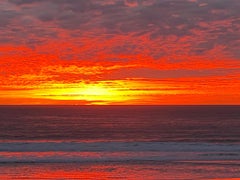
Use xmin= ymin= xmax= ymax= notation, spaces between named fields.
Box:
xmin=0 ymin=105 xmax=239 ymax=179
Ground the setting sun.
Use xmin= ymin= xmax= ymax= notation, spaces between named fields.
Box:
xmin=81 ymin=85 xmax=110 ymax=96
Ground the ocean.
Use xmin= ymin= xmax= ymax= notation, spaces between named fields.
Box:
xmin=0 ymin=105 xmax=239 ymax=179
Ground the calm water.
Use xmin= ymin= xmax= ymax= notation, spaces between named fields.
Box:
xmin=0 ymin=105 xmax=239 ymax=179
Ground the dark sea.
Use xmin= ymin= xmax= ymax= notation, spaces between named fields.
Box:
xmin=0 ymin=105 xmax=239 ymax=179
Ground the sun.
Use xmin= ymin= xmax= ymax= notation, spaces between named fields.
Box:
xmin=78 ymin=84 xmax=123 ymax=104
xmin=81 ymin=85 xmax=110 ymax=96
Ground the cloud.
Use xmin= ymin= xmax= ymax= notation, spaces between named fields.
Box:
xmin=0 ymin=0 xmax=240 ymax=79
xmin=0 ymin=0 xmax=240 ymax=104
xmin=43 ymin=64 xmax=137 ymax=76
xmin=0 ymin=1 xmax=18 ymax=27
xmin=1 ymin=0 xmax=238 ymax=59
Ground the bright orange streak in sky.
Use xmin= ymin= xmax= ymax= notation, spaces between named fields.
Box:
xmin=0 ymin=43 xmax=240 ymax=105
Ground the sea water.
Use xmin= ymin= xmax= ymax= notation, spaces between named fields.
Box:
xmin=0 ymin=105 xmax=239 ymax=179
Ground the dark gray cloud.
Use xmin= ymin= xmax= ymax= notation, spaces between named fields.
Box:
xmin=107 ymin=67 xmax=240 ymax=79
xmin=0 ymin=0 xmax=19 ymax=27
xmin=0 ymin=0 xmax=239 ymax=58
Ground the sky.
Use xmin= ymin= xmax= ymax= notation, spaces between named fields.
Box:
xmin=0 ymin=0 xmax=239 ymax=105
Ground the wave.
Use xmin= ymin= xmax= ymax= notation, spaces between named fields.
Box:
xmin=0 ymin=141 xmax=240 ymax=152
xmin=0 ymin=142 xmax=240 ymax=163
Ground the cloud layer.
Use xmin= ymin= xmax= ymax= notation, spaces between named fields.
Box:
xmin=0 ymin=0 xmax=240 ymax=104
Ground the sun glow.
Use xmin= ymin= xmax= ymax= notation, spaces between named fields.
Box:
xmin=31 ymin=82 xmax=137 ymax=105
xmin=0 ymin=79 xmax=199 ymax=105
xmin=2 ymin=75 xmax=239 ymax=105
xmin=81 ymin=85 xmax=111 ymax=96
